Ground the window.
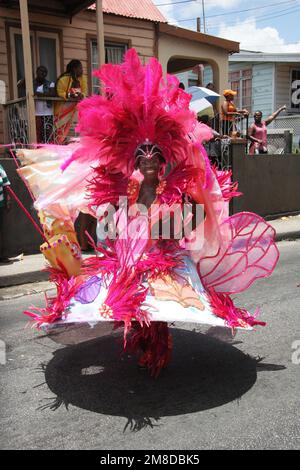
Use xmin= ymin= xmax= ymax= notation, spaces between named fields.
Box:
xmin=9 ymin=26 xmax=61 ymax=99
xmin=291 ymin=69 xmax=300 ymax=110
xmin=90 ymin=40 xmax=128 ymax=94
xmin=229 ymin=68 xmax=253 ymax=112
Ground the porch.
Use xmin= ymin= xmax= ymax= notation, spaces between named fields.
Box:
xmin=0 ymin=0 xmax=105 ymax=145
xmin=3 ymin=96 xmax=80 ymax=146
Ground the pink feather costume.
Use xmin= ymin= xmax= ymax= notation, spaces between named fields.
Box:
xmin=20 ymin=49 xmax=279 ymax=377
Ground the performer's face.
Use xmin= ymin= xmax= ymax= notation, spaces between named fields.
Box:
xmin=137 ymin=154 xmax=161 ymax=179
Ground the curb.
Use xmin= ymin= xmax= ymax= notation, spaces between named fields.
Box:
xmin=0 ymin=231 xmax=299 ymax=289
xmin=0 ymin=270 xmax=49 ymax=289
xmin=275 ymin=231 xmax=300 ymax=242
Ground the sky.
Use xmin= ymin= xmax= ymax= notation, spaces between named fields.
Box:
xmin=153 ymin=0 xmax=300 ymax=52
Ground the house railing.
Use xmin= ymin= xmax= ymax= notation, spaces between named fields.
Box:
xmin=3 ymin=96 xmax=80 ymax=147
xmin=205 ymin=113 xmax=249 ymax=169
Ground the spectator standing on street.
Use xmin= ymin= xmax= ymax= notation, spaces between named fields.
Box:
xmin=249 ymin=106 xmax=286 ymax=155
xmin=0 ymin=164 xmax=11 ymax=263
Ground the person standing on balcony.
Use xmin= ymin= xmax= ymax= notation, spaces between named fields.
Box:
xmin=34 ymin=66 xmax=56 ymax=143
xmin=221 ymin=89 xmax=249 ymax=136
xmin=0 ymin=164 xmax=12 ymax=264
xmin=248 ymin=106 xmax=287 ymax=155
xmin=54 ymin=60 xmax=88 ymax=145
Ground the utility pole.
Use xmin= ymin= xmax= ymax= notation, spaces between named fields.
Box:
xmin=202 ymin=0 xmax=206 ymax=34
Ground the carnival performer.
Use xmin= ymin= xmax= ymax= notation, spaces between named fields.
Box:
xmin=16 ymin=49 xmax=279 ymax=377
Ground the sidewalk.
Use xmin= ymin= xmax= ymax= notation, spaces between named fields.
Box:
xmin=269 ymin=214 xmax=300 ymax=241
xmin=0 ymin=215 xmax=300 ymax=288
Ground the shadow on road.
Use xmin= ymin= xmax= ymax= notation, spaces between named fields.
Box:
xmin=35 ymin=327 xmax=286 ymax=431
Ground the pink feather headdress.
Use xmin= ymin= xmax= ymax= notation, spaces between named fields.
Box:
xmin=62 ymin=48 xmax=196 ymax=176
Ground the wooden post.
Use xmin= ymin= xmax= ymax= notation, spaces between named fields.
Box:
xmin=96 ymin=0 xmax=105 ymax=67
xmin=19 ymin=0 xmax=37 ymax=144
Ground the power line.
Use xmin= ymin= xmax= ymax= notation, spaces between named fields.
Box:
xmin=207 ymin=4 xmax=300 ymax=29
xmin=166 ymin=0 xmax=298 ymax=23
xmin=166 ymin=3 xmax=300 ymax=30
xmin=155 ymin=0 xmax=198 ymax=6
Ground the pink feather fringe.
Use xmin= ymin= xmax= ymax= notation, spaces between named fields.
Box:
xmin=207 ymin=288 xmax=266 ymax=330
xmin=100 ymin=269 xmax=150 ymax=338
xmin=212 ymin=166 xmax=242 ymax=202
xmin=24 ymin=267 xmax=81 ymax=326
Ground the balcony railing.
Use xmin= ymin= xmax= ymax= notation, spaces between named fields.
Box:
xmin=3 ymin=96 xmax=80 ymax=147
xmin=204 ymin=113 xmax=249 ymax=169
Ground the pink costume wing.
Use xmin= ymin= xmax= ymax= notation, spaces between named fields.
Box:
xmin=17 ymin=144 xmax=95 ymax=221
xmin=198 ymin=212 xmax=280 ymax=294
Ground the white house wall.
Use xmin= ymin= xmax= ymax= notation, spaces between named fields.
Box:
xmin=252 ymin=63 xmax=274 ymax=117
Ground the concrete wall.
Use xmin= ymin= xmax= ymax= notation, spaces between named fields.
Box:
xmin=0 ymin=157 xmax=42 ymax=257
xmin=158 ymin=33 xmax=229 ymax=100
xmin=231 ymin=143 xmax=300 ymax=218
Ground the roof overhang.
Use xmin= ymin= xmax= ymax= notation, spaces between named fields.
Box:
xmin=0 ymin=0 xmax=96 ymax=17
xmin=159 ymin=23 xmax=240 ymax=54
xmin=230 ymin=51 xmax=300 ymax=63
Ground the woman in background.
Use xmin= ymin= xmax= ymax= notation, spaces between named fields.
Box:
xmin=249 ymin=106 xmax=286 ymax=155
xmin=54 ymin=60 xmax=88 ymax=144
xmin=55 ymin=60 xmax=93 ymax=249
xmin=221 ymin=89 xmax=249 ymax=136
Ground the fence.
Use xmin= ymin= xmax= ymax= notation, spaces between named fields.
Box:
xmin=230 ymin=141 xmax=300 ymax=218
xmin=272 ymin=114 xmax=300 ymax=146
xmin=206 ymin=113 xmax=295 ymax=169
xmin=204 ymin=113 xmax=249 ymax=169
xmin=3 ymin=96 xmax=80 ymax=147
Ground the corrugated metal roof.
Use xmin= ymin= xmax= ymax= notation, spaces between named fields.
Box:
xmin=89 ymin=0 xmax=166 ymax=23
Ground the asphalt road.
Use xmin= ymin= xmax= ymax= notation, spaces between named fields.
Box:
xmin=0 ymin=240 xmax=299 ymax=450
